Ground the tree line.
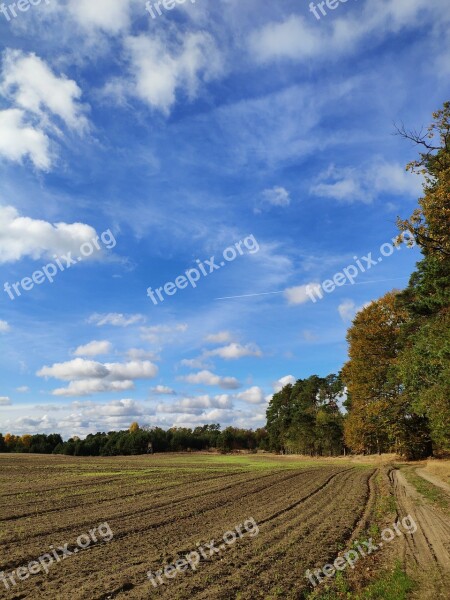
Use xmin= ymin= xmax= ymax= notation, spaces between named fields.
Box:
xmin=0 ymin=425 xmax=269 ymax=455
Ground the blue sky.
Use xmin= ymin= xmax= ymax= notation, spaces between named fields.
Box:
xmin=0 ymin=0 xmax=449 ymax=438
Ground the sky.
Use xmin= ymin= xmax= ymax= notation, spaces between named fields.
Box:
xmin=0 ymin=0 xmax=449 ymax=439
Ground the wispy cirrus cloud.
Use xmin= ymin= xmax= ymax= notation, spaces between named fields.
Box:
xmin=88 ymin=313 xmax=146 ymax=327
xmin=310 ymin=161 xmax=422 ymax=203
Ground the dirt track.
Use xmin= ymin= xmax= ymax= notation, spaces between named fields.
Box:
xmin=392 ymin=469 xmax=450 ymax=599
xmin=415 ymin=468 xmax=450 ymax=494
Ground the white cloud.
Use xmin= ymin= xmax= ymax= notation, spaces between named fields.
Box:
xmin=81 ymin=398 xmax=143 ymax=417
xmin=205 ymin=343 xmax=262 ymax=360
xmin=88 ymin=313 xmax=146 ymax=327
xmin=0 ymin=320 xmax=10 ymax=333
xmin=37 ymin=358 xmax=158 ymax=396
xmin=74 ymin=340 xmax=112 ymax=357
xmin=310 ymin=162 xmax=422 ymax=203
xmin=38 ymin=358 xmax=110 ymax=381
xmin=53 ymin=379 xmax=134 ymax=397
xmin=116 ymin=31 xmax=223 ymax=115
xmin=273 ymin=375 xmax=296 ymax=393
xmin=0 ymin=109 xmax=51 ymax=170
xmin=0 ymin=205 xmax=99 ymax=264
xmin=16 ymin=386 xmax=30 ymax=393
xmin=0 ymin=397 xmax=11 ymax=406
xmin=236 ymin=386 xmax=265 ymax=404
xmin=151 ymin=385 xmax=175 ymax=395
xmin=1 ymin=50 xmax=89 ymax=132
xmin=181 ymin=370 xmax=241 ymax=390
xmin=284 ymin=284 xmax=318 ymax=305
xmin=338 ymin=299 xmax=371 ymax=322
xmin=204 ymin=331 xmax=233 ymax=344
xmin=257 ymin=186 xmax=291 ymax=212
xmin=68 ymin=0 xmax=133 ymax=34
xmin=249 ymin=15 xmax=321 ymax=64
xmin=157 ymin=394 xmax=232 ymax=413
xmin=105 ymin=361 xmax=158 ymax=381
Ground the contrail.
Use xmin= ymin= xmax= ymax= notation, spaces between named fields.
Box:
xmin=215 ymin=277 xmax=409 ymax=300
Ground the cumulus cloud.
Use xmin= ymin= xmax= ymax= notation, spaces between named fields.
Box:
xmin=0 ymin=49 xmax=89 ymax=169
xmin=0 ymin=109 xmax=51 ymax=170
xmin=0 ymin=396 xmax=12 ymax=406
xmin=310 ymin=162 xmax=422 ymax=203
xmin=16 ymin=386 xmax=30 ymax=393
xmin=88 ymin=313 xmax=146 ymax=327
xmin=1 ymin=50 xmax=89 ymax=132
xmin=0 ymin=320 xmax=10 ymax=333
xmin=53 ymin=379 xmax=134 ymax=397
xmin=284 ymin=284 xmax=318 ymax=305
xmin=0 ymin=205 xmax=99 ymax=264
xmin=205 ymin=343 xmax=262 ymax=360
xmin=37 ymin=358 xmax=158 ymax=396
xmin=273 ymin=375 xmax=296 ymax=392
xmin=37 ymin=358 xmax=110 ymax=381
xmin=74 ymin=340 xmax=113 ymax=357
xmin=110 ymin=31 xmax=223 ymax=115
xmin=106 ymin=361 xmax=158 ymax=380
xmin=338 ymin=299 xmax=370 ymax=322
xmin=181 ymin=370 xmax=241 ymax=390
xmin=68 ymin=0 xmax=134 ymax=34
xmin=236 ymin=386 xmax=265 ymax=404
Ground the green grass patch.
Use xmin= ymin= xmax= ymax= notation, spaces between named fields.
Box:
xmin=308 ymin=562 xmax=413 ymax=600
xmin=355 ymin=562 xmax=414 ymax=599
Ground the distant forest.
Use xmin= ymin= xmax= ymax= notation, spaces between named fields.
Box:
xmin=1 ymin=103 xmax=449 ymax=460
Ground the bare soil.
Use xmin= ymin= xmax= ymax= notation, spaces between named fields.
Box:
xmin=392 ymin=468 xmax=450 ymax=599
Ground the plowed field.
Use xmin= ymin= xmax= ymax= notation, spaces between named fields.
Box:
xmin=0 ymin=454 xmax=376 ymax=599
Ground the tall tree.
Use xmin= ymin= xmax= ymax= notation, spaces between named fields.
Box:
xmin=342 ymin=292 xmax=411 ymax=455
